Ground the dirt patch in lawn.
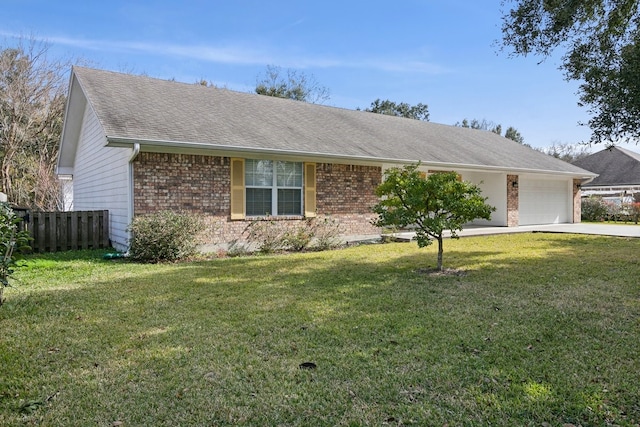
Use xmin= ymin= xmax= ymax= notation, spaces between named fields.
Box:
xmin=415 ymin=267 xmax=467 ymax=277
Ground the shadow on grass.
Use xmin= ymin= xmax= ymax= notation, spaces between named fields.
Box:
xmin=2 ymin=233 xmax=639 ymax=425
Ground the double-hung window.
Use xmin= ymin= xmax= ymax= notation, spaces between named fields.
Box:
xmin=245 ymin=159 xmax=303 ymax=216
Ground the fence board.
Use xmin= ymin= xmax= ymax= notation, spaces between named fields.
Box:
xmin=81 ymin=211 xmax=89 ymax=250
xmin=50 ymin=213 xmax=57 ymax=252
xmin=102 ymin=211 xmax=110 ymax=248
xmin=60 ymin=212 xmax=67 ymax=251
xmin=70 ymin=213 xmax=78 ymax=250
xmin=22 ymin=210 xmax=110 ymax=252
xmin=92 ymin=212 xmax=100 ymax=249
xmin=37 ymin=212 xmax=46 ymax=252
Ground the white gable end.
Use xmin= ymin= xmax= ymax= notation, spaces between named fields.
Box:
xmin=72 ymin=103 xmax=131 ymax=250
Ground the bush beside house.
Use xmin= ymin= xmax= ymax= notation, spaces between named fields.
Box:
xmin=581 ymin=195 xmax=640 ymax=223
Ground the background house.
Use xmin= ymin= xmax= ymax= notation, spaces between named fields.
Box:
xmin=57 ymin=67 xmax=596 ymax=251
xmin=572 ymin=146 xmax=640 ymax=203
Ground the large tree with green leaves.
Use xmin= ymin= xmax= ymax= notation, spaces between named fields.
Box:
xmin=373 ymin=165 xmax=494 ymax=271
xmin=504 ymin=126 xmax=525 ymax=144
xmin=500 ymin=0 xmax=640 ymax=144
xmin=255 ymin=65 xmax=330 ymax=104
xmin=365 ymin=99 xmax=430 ymax=121
xmin=0 ymin=39 xmax=70 ymax=209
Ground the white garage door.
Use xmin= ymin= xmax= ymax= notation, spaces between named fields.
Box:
xmin=519 ymin=178 xmax=569 ymax=225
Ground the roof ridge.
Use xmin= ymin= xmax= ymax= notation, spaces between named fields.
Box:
xmin=615 ymin=146 xmax=640 ymax=162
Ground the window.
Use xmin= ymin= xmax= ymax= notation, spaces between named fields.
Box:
xmin=245 ymin=159 xmax=303 ymax=216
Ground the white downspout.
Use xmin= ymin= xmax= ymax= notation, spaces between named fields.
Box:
xmin=129 ymin=142 xmax=141 ymax=163
xmin=127 ymin=143 xmax=141 ymax=249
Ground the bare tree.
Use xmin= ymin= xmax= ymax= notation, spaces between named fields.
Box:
xmin=455 ymin=118 xmax=525 ymax=144
xmin=537 ymin=142 xmax=592 ymax=163
xmin=0 ymin=38 xmax=70 ymax=210
xmin=255 ymin=65 xmax=330 ymax=104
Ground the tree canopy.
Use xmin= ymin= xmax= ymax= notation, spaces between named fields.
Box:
xmin=372 ymin=165 xmax=494 ymax=271
xmin=364 ymin=99 xmax=430 ymax=121
xmin=0 ymin=40 xmax=70 ymax=209
xmin=500 ymin=0 xmax=640 ymax=144
xmin=455 ymin=118 xmax=502 ymax=134
xmin=455 ymin=118 xmax=525 ymax=144
xmin=255 ymin=65 xmax=330 ymax=104
xmin=504 ymin=126 xmax=525 ymax=144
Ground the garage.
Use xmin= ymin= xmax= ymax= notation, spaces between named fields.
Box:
xmin=519 ymin=178 xmax=570 ymax=225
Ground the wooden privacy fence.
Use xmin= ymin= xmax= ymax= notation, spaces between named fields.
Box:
xmin=23 ymin=210 xmax=110 ymax=253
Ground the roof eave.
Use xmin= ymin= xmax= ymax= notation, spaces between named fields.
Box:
xmin=107 ymin=136 xmax=598 ymax=179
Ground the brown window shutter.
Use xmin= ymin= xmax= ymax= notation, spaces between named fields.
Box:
xmin=304 ymin=162 xmax=317 ymax=217
xmin=230 ymin=158 xmax=245 ymax=220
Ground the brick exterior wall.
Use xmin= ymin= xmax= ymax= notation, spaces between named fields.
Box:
xmin=133 ymin=153 xmax=382 ymax=245
xmin=134 ymin=153 xmax=230 ymax=215
xmin=507 ymin=174 xmax=519 ymax=227
xmin=573 ymin=179 xmax=581 ymax=223
xmin=316 ymin=163 xmax=382 ymax=236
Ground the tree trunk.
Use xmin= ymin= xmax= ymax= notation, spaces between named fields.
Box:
xmin=436 ymin=235 xmax=444 ymax=271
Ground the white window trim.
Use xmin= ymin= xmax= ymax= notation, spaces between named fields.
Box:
xmin=245 ymin=160 xmax=304 ymax=217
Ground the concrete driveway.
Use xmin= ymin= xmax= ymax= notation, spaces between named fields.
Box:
xmin=347 ymin=223 xmax=640 ymax=245
xmin=388 ymin=223 xmax=640 ymax=241
xmin=450 ymin=223 xmax=640 ymax=238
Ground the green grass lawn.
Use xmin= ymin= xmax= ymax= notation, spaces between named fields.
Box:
xmin=1 ymin=233 xmax=639 ymax=426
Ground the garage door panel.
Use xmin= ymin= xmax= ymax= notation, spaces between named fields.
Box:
xmin=519 ymin=179 xmax=568 ymax=225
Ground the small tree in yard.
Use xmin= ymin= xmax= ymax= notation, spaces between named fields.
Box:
xmin=373 ymin=165 xmax=494 ymax=271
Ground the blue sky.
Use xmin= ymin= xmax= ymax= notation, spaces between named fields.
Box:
xmin=1 ymin=0 xmax=615 ymax=151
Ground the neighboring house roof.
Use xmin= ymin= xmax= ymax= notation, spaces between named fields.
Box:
xmin=572 ymin=146 xmax=640 ymax=186
xmin=58 ymin=66 xmax=595 ymax=178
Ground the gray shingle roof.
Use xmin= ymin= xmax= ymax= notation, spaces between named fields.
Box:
xmin=70 ymin=66 xmax=594 ymax=176
xmin=572 ymin=146 xmax=640 ymax=186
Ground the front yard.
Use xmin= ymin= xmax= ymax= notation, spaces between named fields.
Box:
xmin=1 ymin=233 xmax=639 ymax=426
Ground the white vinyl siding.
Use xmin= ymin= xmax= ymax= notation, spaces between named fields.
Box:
xmin=72 ymin=103 xmax=131 ymax=250
xmin=519 ymin=178 xmax=570 ymax=225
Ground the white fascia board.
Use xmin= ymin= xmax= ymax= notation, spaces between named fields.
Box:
xmin=56 ymin=166 xmax=74 ymax=175
xmin=106 ymin=136 xmax=598 ymax=179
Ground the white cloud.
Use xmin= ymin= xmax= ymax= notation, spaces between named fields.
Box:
xmin=0 ymin=30 xmax=450 ymax=74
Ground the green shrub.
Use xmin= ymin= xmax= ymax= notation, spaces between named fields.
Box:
xmin=1 ymin=202 xmax=32 ymax=305
xmin=127 ymin=211 xmax=205 ymax=262
xmin=581 ymin=197 xmax=608 ymax=221
xmin=631 ymin=202 xmax=640 ymax=223
xmin=242 ymin=217 xmax=343 ymax=253
xmin=604 ymin=200 xmax=623 ymax=221
xmin=283 ymin=225 xmax=314 ymax=252
xmin=308 ymin=217 xmax=343 ymax=251
xmin=243 ymin=218 xmax=288 ymax=253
